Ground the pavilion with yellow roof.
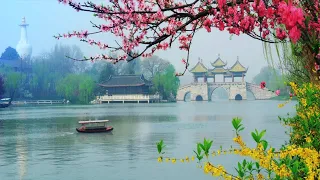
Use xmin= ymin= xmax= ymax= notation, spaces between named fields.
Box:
xmin=189 ymin=55 xmax=248 ymax=83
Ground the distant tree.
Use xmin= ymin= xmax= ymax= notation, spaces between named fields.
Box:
xmin=30 ymin=44 xmax=85 ymax=99
xmin=141 ymin=56 xmax=170 ymax=80
xmin=48 ymin=44 xmax=85 ymax=74
xmin=120 ymin=57 xmax=142 ymax=75
xmin=0 ymin=75 xmax=5 ymax=98
xmin=85 ymin=61 xmax=108 ymax=81
xmin=56 ymin=74 xmax=79 ymax=103
xmin=98 ymin=63 xmax=116 ymax=82
xmin=56 ymin=74 xmax=95 ymax=104
xmin=79 ymin=76 xmax=95 ymax=104
xmin=252 ymin=66 xmax=288 ymax=95
xmin=0 ymin=47 xmax=20 ymax=60
xmin=153 ymin=64 xmax=180 ymax=101
xmin=96 ymin=62 xmax=116 ymax=95
xmin=3 ymin=71 xmax=26 ymax=101
xmin=280 ymin=44 xmax=310 ymax=85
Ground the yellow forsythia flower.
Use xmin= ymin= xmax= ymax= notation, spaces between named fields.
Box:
xmin=171 ymin=158 xmax=176 ymax=163
xmin=257 ymin=173 xmax=264 ymax=180
xmin=185 ymin=156 xmax=189 ymax=162
xmin=305 ymin=137 xmax=312 ymax=143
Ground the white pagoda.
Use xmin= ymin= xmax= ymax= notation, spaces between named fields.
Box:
xmin=16 ymin=17 xmax=32 ymax=62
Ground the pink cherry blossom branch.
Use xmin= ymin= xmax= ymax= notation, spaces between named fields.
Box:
xmin=56 ymin=0 xmax=318 ymax=75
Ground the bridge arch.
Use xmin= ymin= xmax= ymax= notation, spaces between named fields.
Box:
xmin=195 ymin=95 xmax=203 ymax=101
xmin=209 ymin=86 xmax=229 ymax=101
xmin=246 ymin=89 xmax=256 ymax=100
xmin=176 ymin=83 xmax=209 ymax=101
xmin=183 ymin=91 xmax=191 ymax=101
xmin=176 ymin=82 xmax=276 ymax=101
xmin=235 ymin=94 xmax=242 ymax=100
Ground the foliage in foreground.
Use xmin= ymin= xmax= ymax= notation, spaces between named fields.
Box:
xmin=157 ymin=83 xmax=320 ymax=179
xmin=280 ymin=82 xmax=320 ymax=152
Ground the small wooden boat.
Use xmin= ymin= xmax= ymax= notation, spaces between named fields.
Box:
xmin=76 ymin=120 xmax=113 ymax=133
xmin=0 ymin=98 xmax=11 ymax=108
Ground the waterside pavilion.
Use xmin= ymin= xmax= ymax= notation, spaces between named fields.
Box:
xmin=96 ymin=75 xmax=160 ymax=103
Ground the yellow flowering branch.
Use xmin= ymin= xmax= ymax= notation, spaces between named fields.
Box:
xmin=157 ymin=82 xmax=320 ymax=179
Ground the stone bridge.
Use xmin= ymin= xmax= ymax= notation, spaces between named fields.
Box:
xmin=176 ymin=82 xmax=276 ymax=101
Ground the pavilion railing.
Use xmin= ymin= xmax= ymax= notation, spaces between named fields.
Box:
xmin=98 ymin=94 xmax=160 ymax=101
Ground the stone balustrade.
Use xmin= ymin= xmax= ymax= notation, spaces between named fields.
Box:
xmin=98 ymin=94 xmax=160 ymax=103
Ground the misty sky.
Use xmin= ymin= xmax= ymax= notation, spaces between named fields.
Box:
xmin=1 ymin=0 xmax=280 ymax=84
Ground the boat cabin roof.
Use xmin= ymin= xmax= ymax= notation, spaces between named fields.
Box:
xmin=79 ymin=120 xmax=109 ymax=124
xmin=0 ymin=98 xmax=11 ymax=101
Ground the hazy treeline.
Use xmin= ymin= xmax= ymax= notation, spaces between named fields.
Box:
xmin=0 ymin=44 xmax=180 ymax=104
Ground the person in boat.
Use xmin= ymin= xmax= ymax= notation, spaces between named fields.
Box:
xmin=79 ymin=125 xmax=86 ymax=131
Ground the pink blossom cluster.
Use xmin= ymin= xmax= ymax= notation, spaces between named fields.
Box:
xmin=56 ymin=0 xmax=319 ymax=75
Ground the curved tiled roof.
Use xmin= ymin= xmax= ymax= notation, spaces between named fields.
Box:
xmin=98 ymin=74 xmax=152 ymax=87
xmin=189 ymin=61 xmax=208 ymax=73
xmin=211 ymin=67 xmax=227 ymax=73
xmin=211 ymin=57 xmax=227 ymax=67
xmin=229 ymin=60 xmax=247 ymax=72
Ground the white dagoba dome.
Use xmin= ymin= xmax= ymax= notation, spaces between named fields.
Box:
xmin=16 ymin=17 xmax=32 ymax=60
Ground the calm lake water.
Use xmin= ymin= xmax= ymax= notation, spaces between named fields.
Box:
xmin=0 ymin=101 xmax=296 ymax=180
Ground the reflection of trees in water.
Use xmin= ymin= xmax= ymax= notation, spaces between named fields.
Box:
xmin=193 ymin=115 xmax=236 ymax=122
xmin=0 ymin=120 xmax=4 ymax=136
xmin=15 ymin=124 xmax=27 ymax=180
xmin=95 ymin=115 xmax=178 ymax=124
xmin=127 ymin=138 xmax=140 ymax=162
xmin=193 ymin=115 xmax=212 ymax=122
xmin=50 ymin=133 xmax=78 ymax=165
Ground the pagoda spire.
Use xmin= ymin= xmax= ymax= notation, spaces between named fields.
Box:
xmin=16 ymin=17 xmax=32 ymax=60
xmin=19 ymin=17 xmax=29 ymax=44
